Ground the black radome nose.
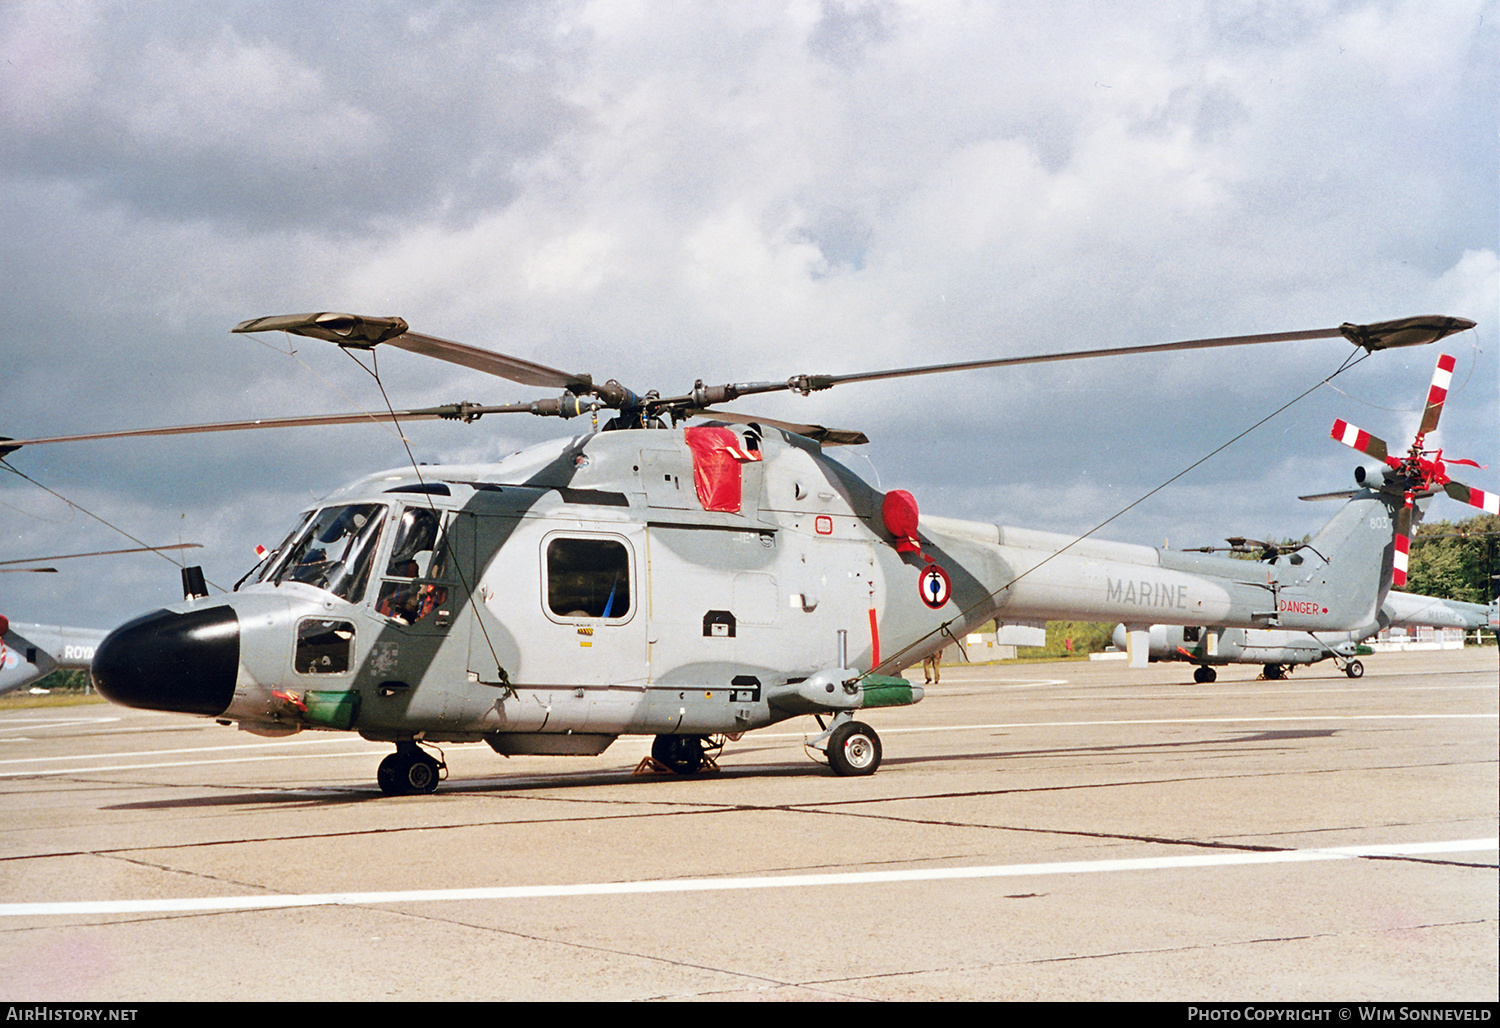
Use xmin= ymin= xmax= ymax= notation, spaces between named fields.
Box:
xmin=92 ymin=606 xmax=239 ymax=716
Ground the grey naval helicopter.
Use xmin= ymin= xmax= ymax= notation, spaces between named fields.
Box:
xmin=1 ymin=311 xmax=1485 ymax=795
xmin=1113 ymin=589 xmax=1496 ymax=683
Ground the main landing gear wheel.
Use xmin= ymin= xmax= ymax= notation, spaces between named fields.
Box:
xmin=377 ymin=744 xmax=444 ymax=796
xmin=1262 ymin=663 xmax=1287 ymax=680
xmin=1344 ymin=660 xmax=1364 ymax=679
xmin=651 ymin=734 xmax=706 ymax=775
xmin=1193 ymin=666 xmax=1217 ymax=684
xmin=827 ymin=721 xmax=882 ymax=777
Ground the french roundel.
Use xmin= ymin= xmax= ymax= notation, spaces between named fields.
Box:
xmin=918 ymin=565 xmax=951 ymax=609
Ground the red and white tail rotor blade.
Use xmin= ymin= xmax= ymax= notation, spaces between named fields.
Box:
xmin=1442 ymin=481 xmax=1500 ymax=515
xmin=1391 ymin=503 xmax=1414 ymax=587
xmin=1330 ymin=419 xmax=1390 ymax=463
xmin=1418 ymin=353 xmax=1456 ymax=439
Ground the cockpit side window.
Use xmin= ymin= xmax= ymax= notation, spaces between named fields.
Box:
xmin=374 ymin=506 xmax=454 ymax=626
xmin=385 ymin=507 xmax=445 ymax=579
xmin=545 ymin=535 xmax=632 ymax=620
xmin=296 ymin=618 xmax=355 ymax=674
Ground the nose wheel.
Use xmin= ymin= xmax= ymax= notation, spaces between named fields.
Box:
xmin=377 ymin=742 xmax=445 ymax=795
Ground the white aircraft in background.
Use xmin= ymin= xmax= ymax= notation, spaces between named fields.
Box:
xmin=0 ymin=616 xmax=107 ymax=695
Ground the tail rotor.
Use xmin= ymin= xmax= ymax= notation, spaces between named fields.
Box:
xmin=1329 ymin=353 xmax=1494 ymax=586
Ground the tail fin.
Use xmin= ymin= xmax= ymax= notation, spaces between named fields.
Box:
xmin=1293 ymin=487 xmax=1411 ymax=628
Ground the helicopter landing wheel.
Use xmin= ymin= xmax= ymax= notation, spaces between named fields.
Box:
xmin=827 ymin=721 xmax=882 ymax=777
xmin=1344 ymin=659 xmax=1364 ymax=679
xmin=1262 ymin=663 xmax=1286 ymax=680
xmin=404 ymin=752 xmax=441 ymax=794
xmin=378 ymin=746 xmax=444 ymax=795
xmin=651 ymin=734 xmax=705 ymax=775
xmin=1193 ymin=666 xmax=1217 ymax=684
xmin=377 ymin=754 xmax=402 ymax=795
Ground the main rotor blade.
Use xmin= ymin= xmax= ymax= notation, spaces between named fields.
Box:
xmin=1418 ymin=353 xmax=1456 ymax=438
xmin=785 ymin=315 xmax=1477 ymax=392
xmin=0 ymin=544 xmax=202 ymax=567
xmin=0 ymin=403 xmax=534 ymax=455
xmin=689 ymin=408 xmax=870 ymax=446
xmin=386 ymin=332 xmax=594 ymax=393
xmin=659 ymin=315 xmax=1478 ymax=414
xmin=794 ymin=327 xmax=1344 ymax=390
xmin=1339 ymin=315 xmax=1475 ymax=351
xmin=233 ymin=313 xmax=595 ymax=394
xmin=232 ymin=312 xmax=411 ymax=345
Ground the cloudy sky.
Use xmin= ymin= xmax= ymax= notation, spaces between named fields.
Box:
xmin=2 ymin=0 xmax=1495 ymax=631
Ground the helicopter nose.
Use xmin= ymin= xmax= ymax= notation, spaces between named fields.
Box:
xmin=92 ymin=605 xmax=240 ymax=716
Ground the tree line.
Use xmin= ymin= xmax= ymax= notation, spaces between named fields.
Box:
xmin=1406 ymin=512 xmax=1499 ymax=606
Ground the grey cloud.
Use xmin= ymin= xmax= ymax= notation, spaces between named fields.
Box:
xmin=1 ymin=1 xmax=577 ymax=231
xmin=807 ymin=0 xmax=896 ymax=68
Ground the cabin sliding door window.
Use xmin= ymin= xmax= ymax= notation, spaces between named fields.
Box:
xmin=544 ymin=535 xmax=633 ymax=622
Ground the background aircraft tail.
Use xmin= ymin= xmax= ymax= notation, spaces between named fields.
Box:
xmin=0 ymin=616 xmax=106 ymax=695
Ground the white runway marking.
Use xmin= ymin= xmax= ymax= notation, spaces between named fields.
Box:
xmin=3 ymin=839 xmax=1493 ymax=918
xmin=0 ymin=735 xmax=376 ymax=777
xmin=0 ymin=750 xmax=382 ymax=777
xmin=0 ymin=715 xmax=120 ymax=735
xmin=0 ymin=735 xmax=367 ymax=765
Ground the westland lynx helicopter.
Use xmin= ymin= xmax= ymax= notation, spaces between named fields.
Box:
xmin=1113 ymin=589 xmax=1496 ymax=683
xmin=0 ymin=312 xmax=1487 ymax=794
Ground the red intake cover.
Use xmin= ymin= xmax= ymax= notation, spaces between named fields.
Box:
xmin=882 ymin=490 xmax=923 ymax=555
xmin=685 ymin=426 xmax=760 ymax=513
